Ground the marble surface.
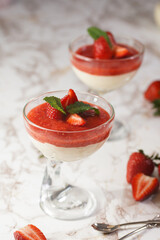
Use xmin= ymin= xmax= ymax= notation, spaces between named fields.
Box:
xmin=0 ymin=0 xmax=160 ymax=239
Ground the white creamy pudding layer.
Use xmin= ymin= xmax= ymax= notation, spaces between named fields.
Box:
xmin=30 ymin=136 xmax=106 ymax=162
xmin=72 ymin=66 xmax=136 ymax=92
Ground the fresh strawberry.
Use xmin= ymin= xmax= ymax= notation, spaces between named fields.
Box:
xmin=131 ymin=173 xmax=159 ymax=201
xmin=126 ymin=150 xmax=155 ymax=184
xmin=93 ymin=36 xmax=113 ymax=59
xmin=14 ymin=224 xmax=47 ymax=240
xmin=107 ymin=31 xmax=116 ymax=46
xmin=68 ymin=89 xmax=78 ymax=104
xmin=114 ymin=45 xmax=129 ymax=58
xmin=144 ymin=80 xmax=160 ymax=102
xmin=46 ymin=102 xmax=62 ymax=120
xmin=158 ymin=164 xmax=160 ymax=176
xmin=67 ymin=114 xmax=86 ymax=126
xmin=61 ymin=94 xmax=70 ymax=109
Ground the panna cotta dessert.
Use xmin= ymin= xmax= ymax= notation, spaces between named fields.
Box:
xmin=23 ymin=89 xmax=114 ymax=220
xmin=69 ymin=27 xmax=144 ymax=93
xmin=24 ymin=89 xmax=114 ymax=162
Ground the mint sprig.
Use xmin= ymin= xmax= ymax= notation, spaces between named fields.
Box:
xmin=44 ymin=96 xmax=100 ymax=116
xmin=43 ymin=96 xmax=66 ymax=114
xmin=87 ymin=26 xmax=112 ymax=49
xmin=66 ymin=101 xmax=100 ymax=115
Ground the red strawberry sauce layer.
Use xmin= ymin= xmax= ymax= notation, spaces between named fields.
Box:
xmin=26 ymin=102 xmax=111 ymax=148
xmin=72 ymin=44 xmax=142 ymax=76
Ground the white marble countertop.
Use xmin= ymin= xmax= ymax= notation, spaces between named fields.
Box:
xmin=0 ymin=0 xmax=160 ymax=239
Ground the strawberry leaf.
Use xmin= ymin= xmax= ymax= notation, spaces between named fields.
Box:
xmin=66 ymin=101 xmax=100 ymax=115
xmin=87 ymin=26 xmax=112 ymax=49
xmin=43 ymin=96 xmax=66 ymax=114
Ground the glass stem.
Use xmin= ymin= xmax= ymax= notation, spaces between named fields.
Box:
xmin=40 ymin=159 xmax=67 ymax=198
xmin=39 ymin=159 xmax=97 ymax=219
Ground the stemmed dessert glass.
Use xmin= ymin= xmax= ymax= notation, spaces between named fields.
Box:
xmin=69 ymin=35 xmax=144 ymax=140
xmin=23 ymin=90 xmax=114 ymax=220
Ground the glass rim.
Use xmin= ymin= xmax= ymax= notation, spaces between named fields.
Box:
xmin=23 ymin=90 xmax=115 ymax=134
xmin=69 ymin=34 xmax=145 ymax=62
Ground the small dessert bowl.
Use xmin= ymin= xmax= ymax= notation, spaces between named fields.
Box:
xmin=69 ymin=35 xmax=144 ymax=93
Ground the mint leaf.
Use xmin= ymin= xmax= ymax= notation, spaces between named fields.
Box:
xmin=43 ymin=96 xmax=66 ymax=114
xmin=66 ymin=101 xmax=100 ymax=115
xmin=87 ymin=26 xmax=112 ymax=49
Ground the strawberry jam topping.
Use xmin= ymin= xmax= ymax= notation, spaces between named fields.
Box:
xmin=72 ymin=43 xmax=142 ymax=76
xmin=26 ymin=102 xmax=112 ymax=148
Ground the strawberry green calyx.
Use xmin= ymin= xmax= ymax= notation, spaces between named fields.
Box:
xmin=66 ymin=101 xmax=100 ymax=115
xmin=152 ymin=99 xmax=160 ymax=116
xmin=87 ymin=26 xmax=112 ymax=49
xmin=139 ymin=149 xmax=160 ymax=160
xmin=44 ymin=96 xmax=66 ymax=114
xmin=139 ymin=149 xmax=160 ymax=166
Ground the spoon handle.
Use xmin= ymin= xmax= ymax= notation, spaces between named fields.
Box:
xmin=118 ymin=223 xmax=157 ymax=240
xmin=118 ymin=219 xmax=160 ymax=228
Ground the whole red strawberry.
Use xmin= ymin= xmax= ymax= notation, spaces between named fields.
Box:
xmin=144 ymin=80 xmax=160 ymax=101
xmin=132 ymin=173 xmax=159 ymax=201
xmin=93 ymin=36 xmax=113 ymax=59
xmin=126 ymin=150 xmax=155 ymax=184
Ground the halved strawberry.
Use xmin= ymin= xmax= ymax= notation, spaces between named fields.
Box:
xmin=93 ymin=36 xmax=113 ymax=59
xmin=46 ymin=102 xmax=62 ymax=120
xmin=68 ymin=89 xmax=78 ymax=105
xmin=14 ymin=224 xmax=47 ymax=240
xmin=132 ymin=173 xmax=159 ymax=201
xmin=107 ymin=31 xmax=116 ymax=46
xmin=67 ymin=113 xmax=86 ymax=126
xmin=114 ymin=45 xmax=129 ymax=58
xmin=61 ymin=94 xmax=70 ymax=109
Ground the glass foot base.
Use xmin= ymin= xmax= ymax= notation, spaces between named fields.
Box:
xmin=109 ymin=120 xmax=129 ymax=141
xmin=40 ymin=185 xmax=97 ymax=220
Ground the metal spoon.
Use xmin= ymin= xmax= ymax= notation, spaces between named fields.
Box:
xmin=92 ymin=214 xmax=160 ymax=234
xmin=119 ymin=222 xmax=159 ymax=240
